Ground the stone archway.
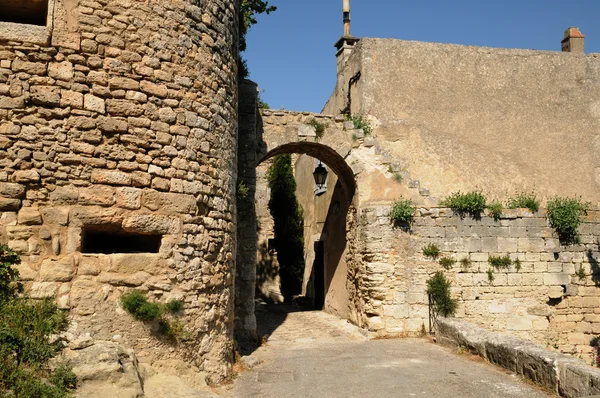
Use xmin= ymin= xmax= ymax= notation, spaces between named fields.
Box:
xmin=235 ymin=83 xmax=364 ymax=341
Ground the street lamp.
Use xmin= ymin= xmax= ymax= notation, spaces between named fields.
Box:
xmin=313 ymin=161 xmax=328 ymax=190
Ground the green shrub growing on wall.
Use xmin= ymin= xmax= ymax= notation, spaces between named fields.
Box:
xmin=267 ymin=154 xmax=305 ymax=300
xmin=345 ymin=114 xmax=372 ymax=135
xmin=120 ymin=291 xmax=187 ymax=342
xmin=488 ymin=255 xmax=512 ymax=269
xmin=441 ymin=191 xmax=487 ymax=218
xmin=422 ymin=244 xmax=440 ymax=259
xmin=308 ymin=119 xmax=328 ymax=141
xmin=391 ymin=198 xmax=416 ymax=228
xmin=546 ymin=197 xmax=590 ymax=244
xmin=507 ymin=191 xmax=540 ymax=213
xmin=439 ymin=257 xmax=456 ymax=270
xmin=427 ymin=271 xmax=458 ymax=317
xmin=0 ymin=245 xmax=77 ymax=398
xmin=487 ymin=201 xmax=503 ymax=221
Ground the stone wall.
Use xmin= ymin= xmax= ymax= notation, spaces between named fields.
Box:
xmin=0 ymin=0 xmax=238 ymax=383
xmin=360 ymin=205 xmax=600 ymax=355
xmin=436 ymin=317 xmax=600 ymax=398
xmin=325 ymin=38 xmax=600 ymax=206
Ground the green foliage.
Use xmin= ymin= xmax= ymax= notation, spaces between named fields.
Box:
xmin=422 ymin=244 xmax=440 ymax=259
xmin=120 ymin=290 xmax=162 ymax=321
xmin=390 ymin=198 xmax=416 ymax=227
xmin=441 ymin=191 xmax=487 ymax=218
xmin=308 ymin=119 xmax=328 ymax=141
xmin=393 ymin=173 xmax=403 ymax=183
xmin=439 ymin=257 xmax=456 ymax=270
xmin=0 ymin=245 xmax=23 ymax=304
xmin=120 ymin=291 xmax=187 ymax=342
xmin=165 ymin=299 xmax=184 ymax=313
xmin=546 ymin=197 xmax=590 ymax=244
xmin=238 ymin=0 xmax=277 ymax=78
xmin=460 ymin=257 xmax=472 ymax=269
xmin=507 ymin=191 xmax=540 ymax=213
xmin=487 ymin=268 xmax=495 ymax=284
xmin=426 ymin=271 xmax=458 ymax=317
xmin=49 ymin=362 xmax=78 ymax=391
xmin=488 ymin=255 xmax=512 ymax=269
xmin=237 ymin=181 xmax=249 ymax=201
xmin=345 ymin=114 xmax=372 ymax=135
xmin=0 ymin=247 xmax=75 ymax=397
xmin=487 ymin=201 xmax=503 ymax=221
xmin=240 ymin=0 xmax=277 ymax=53
xmin=576 ymin=265 xmax=587 ymax=281
xmin=267 ymin=154 xmax=305 ymax=301
xmin=514 ymin=258 xmax=522 ymax=272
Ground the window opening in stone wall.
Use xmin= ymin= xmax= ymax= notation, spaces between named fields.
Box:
xmin=0 ymin=0 xmax=49 ymax=26
xmin=81 ymin=226 xmax=162 ymax=254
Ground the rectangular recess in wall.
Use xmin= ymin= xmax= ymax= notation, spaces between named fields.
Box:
xmin=81 ymin=226 xmax=162 ymax=254
xmin=0 ymin=0 xmax=49 ymax=26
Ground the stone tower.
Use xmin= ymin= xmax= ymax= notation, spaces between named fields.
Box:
xmin=0 ymin=0 xmax=238 ymax=383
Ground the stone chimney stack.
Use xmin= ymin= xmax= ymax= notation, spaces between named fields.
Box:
xmin=335 ymin=0 xmax=359 ymax=75
xmin=561 ymin=27 xmax=585 ymax=53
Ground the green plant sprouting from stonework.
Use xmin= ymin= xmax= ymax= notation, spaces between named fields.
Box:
xmin=514 ymin=258 xmax=522 ymax=272
xmin=120 ymin=290 xmax=188 ymax=342
xmin=487 ymin=201 xmax=503 ymax=221
xmin=546 ymin=196 xmax=590 ymax=244
xmin=422 ymin=244 xmax=441 ymax=259
xmin=441 ymin=191 xmax=487 ymax=219
xmin=507 ymin=191 xmax=540 ymax=213
xmin=345 ymin=114 xmax=372 ymax=135
xmin=308 ymin=119 xmax=328 ymax=141
xmin=576 ymin=265 xmax=587 ymax=281
xmin=439 ymin=257 xmax=456 ymax=270
xmin=427 ymin=271 xmax=458 ymax=317
xmin=487 ymin=268 xmax=495 ymax=284
xmin=391 ymin=198 xmax=416 ymax=228
xmin=488 ymin=255 xmax=512 ymax=269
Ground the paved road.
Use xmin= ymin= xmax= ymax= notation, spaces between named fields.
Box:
xmin=223 ymin=304 xmax=553 ymax=398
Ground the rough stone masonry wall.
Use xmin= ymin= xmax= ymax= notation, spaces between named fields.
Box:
xmin=360 ymin=206 xmax=600 ymax=355
xmin=0 ymin=0 xmax=238 ymax=383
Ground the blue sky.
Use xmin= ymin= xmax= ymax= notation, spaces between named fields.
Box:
xmin=244 ymin=0 xmax=600 ymax=113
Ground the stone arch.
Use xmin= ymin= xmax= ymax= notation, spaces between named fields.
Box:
xmin=259 ymin=141 xmax=357 ymax=202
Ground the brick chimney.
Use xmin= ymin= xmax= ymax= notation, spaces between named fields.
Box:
xmin=561 ymin=27 xmax=585 ymax=53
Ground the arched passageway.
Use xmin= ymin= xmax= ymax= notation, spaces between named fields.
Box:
xmin=235 ymin=90 xmax=362 ymax=343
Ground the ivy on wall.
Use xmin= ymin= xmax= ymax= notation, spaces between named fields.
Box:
xmin=267 ymin=154 xmax=305 ymax=301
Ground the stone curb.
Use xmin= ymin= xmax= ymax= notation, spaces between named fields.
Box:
xmin=436 ymin=317 xmax=600 ymax=398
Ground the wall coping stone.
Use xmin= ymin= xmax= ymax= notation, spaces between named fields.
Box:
xmin=436 ymin=317 xmax=600 ymax=398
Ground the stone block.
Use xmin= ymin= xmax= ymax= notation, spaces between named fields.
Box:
xmin=14 ymin=170 xmax=40 ymax=183
xmin=97 ymin=271 xmax=148 ymax=287
xmin=142 ymin=191 xmax=197 ymax=214
xmin=497 ymin=237 xmax=518 ymax=252
xmin=61 ymin=90 xmax=84 ymax=109
xmin=84 ymin=94 xmax=106 ymax=114
xmin=91 ymin=170 xmax=132 ymax=186
xmin=115 ymin=188 xmax=142 ymax=210
xmin=0 ymin=197 xmax=21 ymax=211
xmin=69 ymin=207 xmax=125 ymax=227
xmin=31 ymin=86 xmax=61 ymax=106
xmin=48 ymin=61 xmax=74 ymax=81
xmin=29 ymin=282 xmax=59 ymax=299
xmin=0 ymin=183 xmax=25 ymax=198
xmin=517 ymin=238 xmax=545 ymax=253
xmin=109 ymin=253 xmax=165 ymax=275
xmin=122 ymin=214 xmax=181 ymax=235
xmin=39 ymin=257 xmax=76 ymax=282
xmin=383 ymin=304 xmax=409 ymax=319
xmin=544 ymin=273 xmax=570 ymax=286
xmin=79 ymin=186 xmax=116 ymax=206
xmin=18 ymin=207 xmax=42 ymax=225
